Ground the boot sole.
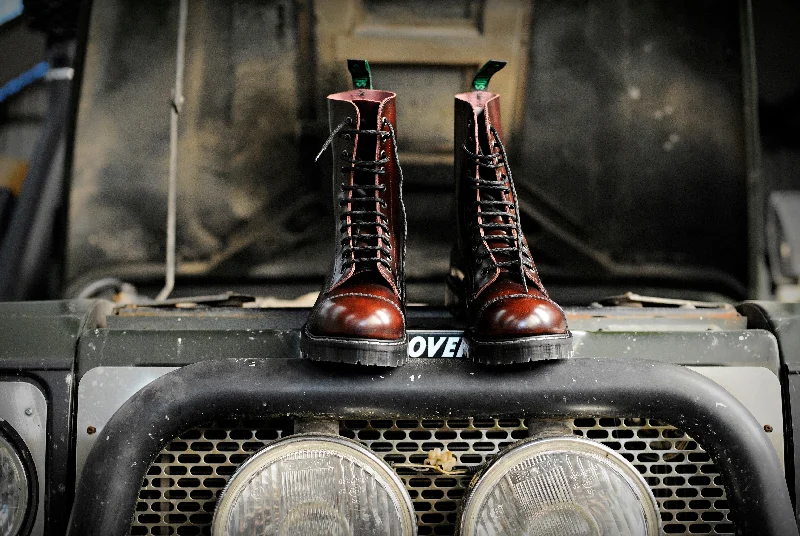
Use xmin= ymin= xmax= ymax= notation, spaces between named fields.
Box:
xmin=464 ymin=331 xmax=573 ymax=365
xmin=301 ymin=327 xmax=409 ymax=367
xmin=445 ymin=275 xmax=573 ymax=364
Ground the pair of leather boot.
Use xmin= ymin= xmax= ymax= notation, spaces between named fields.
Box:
xmin=301 ymin=60 xmax=571 ymax=367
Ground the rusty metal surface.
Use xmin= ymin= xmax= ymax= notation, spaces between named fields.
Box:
xmin=113 ymin=302 xmax=746 ymax=331
xmin=68 ymin=0 xmax=320 ymax=284
xmin=567 ymin=306 xmax=745 ymax=331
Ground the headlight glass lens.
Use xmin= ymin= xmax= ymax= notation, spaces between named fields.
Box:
xmin=212 ymin=434 xmax=416 ymax=536
xmin=460 ymin=436 xmax=660 ymax=536
xmin=0 ymin=431 xmax=28 ymax=536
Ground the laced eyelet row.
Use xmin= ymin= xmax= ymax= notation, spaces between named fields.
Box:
xmin=463 ymin=125 xmax=533 ymax=291
xmin=322 ymin=116 xmax=397 ymax=271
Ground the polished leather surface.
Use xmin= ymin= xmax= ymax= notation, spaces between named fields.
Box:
xmin=307 ymin=274 xmax=404 ymax=340
xmin=308 ymin=90 xmax=406 ymax=341
xmin=467 ymin=274 xmax=568 ymax=339
xmin=452 ymin=91 xmax=568 ymax=340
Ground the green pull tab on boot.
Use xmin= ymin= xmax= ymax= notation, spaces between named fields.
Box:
xmin=347 ymin=59 xmax=373 ymax=90
xmin=472 ymin=60 xmax=507 ymax=91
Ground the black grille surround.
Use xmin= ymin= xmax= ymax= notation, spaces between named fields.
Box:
xmin=68 ymin=358 xmax=797 ymax=536
xmin=130 ymin=417 xmax=734 ymax=535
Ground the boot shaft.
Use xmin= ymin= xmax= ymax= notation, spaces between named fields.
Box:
xmin=454 ymin=90 xmax=503 ymax=262
xmin=326 ymin=90 xmax=405 ymax=299
xmin=453 ymin=90 xmax=544 ymax=297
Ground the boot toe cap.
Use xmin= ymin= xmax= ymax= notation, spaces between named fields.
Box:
xmin=308 ymin=293 xmax=405 ymax=341
xmin=473 ymin=296 xmax=568 ymax=340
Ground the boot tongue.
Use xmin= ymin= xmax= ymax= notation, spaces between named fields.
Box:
xmin=348 ymin=99 xmax=385 ymax=276
xmin=475 ymin=111 xmax=519 ymax=273
xmin=353 ymin=99 xmax=381 ymax=187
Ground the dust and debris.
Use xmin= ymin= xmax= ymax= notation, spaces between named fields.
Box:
xmin=393 ymin=448 xmax=463 ymax=475
xmin=425 ymin=448 xmax=457 ymax=471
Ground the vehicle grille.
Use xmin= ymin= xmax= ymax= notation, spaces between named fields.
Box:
xmin=130 ymin=417 xmax=735 ymax=535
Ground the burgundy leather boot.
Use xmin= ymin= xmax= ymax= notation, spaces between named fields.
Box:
xmin=447 ymin=61 xmax=572 ymax=364
xmin=302 ymin=61 xmax=407 ymax=367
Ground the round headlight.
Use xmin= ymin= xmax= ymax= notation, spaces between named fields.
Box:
xmin=212 ymin=433 xmax=416 ymax=535
xmin=0 ymin=430 xmax=29 ymax=536
xmin=459 ymin=436 xmax=660 ymax=536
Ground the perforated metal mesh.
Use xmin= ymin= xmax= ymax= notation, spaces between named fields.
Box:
xmin=570 ymin=418 xmax=734 ymax=536
xmin=130 ymin=418 xmax=294 ymax=536
xmin=130 ymin=417 xmax=734 ymax=535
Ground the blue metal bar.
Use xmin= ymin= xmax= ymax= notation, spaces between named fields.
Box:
xmin=0 ymin=61 xmax=49 ymax=103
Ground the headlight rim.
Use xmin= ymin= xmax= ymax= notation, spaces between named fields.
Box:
xmin=211 ymin=432 xmax=417 ymax=536
xmin=0 ymin=420 xmax=37 ymax=536
xmin=459 ymin=434 xmax=661 ymax=536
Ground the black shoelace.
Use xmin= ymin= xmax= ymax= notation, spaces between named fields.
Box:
xmin=463 ymin=125 xmax=534 ymax=291
xmin=316 ymin=116 xmax=404 ymax=274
